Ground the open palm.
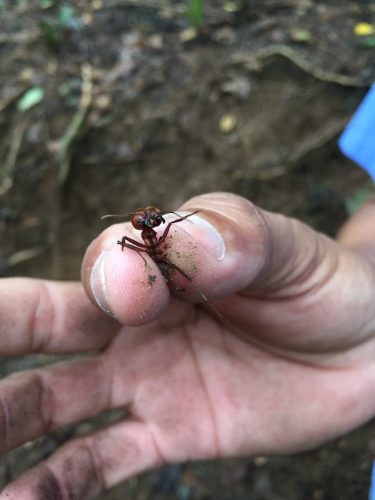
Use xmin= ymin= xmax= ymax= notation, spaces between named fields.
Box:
xmin=1 ymin=193 xmax=375 ymax=499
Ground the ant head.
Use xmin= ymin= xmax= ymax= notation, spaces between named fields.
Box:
xmin=131 ymin=206 xmax=165 ymax=230
xmin=101 ymin=206 xmax=171 ymax=229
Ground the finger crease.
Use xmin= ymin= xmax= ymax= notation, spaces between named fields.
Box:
xmin=30 ymin=281 xmax=54 ymax=353
xmin=37 ymin=462 xmax=65 ymax=500
xmin=105 ymin=355 xmax=117 ymax=411
xmin=184 ymin=326 xmax=221 ymax=459
xmin=0 ymin=392 xmax=10 ymax=450
xmin=34 ymin=371 xmax=54 ymax=434
xmin=83 ymin=437 xmax=107 ymax=491
xmin=145 ymin=422 xmax=167 ymax=469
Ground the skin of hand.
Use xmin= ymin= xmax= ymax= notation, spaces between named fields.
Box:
xmin=1 ymin=192 xmax=375 ymax=499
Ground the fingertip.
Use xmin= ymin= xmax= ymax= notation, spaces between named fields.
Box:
xmin=82 ymin=226 xmax=170 ymax=326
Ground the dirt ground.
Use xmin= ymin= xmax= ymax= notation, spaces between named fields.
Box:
xmin=0 ymin=0 xmax=374 ymax=498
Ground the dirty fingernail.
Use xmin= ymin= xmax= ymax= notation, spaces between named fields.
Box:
xmin=188 ymin=214 xmax=226 ymax=260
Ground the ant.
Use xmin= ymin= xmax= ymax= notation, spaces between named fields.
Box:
xmin=102 ymin=206 xmax=223 ymax=320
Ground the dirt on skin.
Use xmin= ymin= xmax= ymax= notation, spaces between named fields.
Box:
xmin=0 ymin=0 xmax=374 ymax=498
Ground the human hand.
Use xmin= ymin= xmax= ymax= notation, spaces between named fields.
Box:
xmin=1 ymin=192 xmax=375 ymax=499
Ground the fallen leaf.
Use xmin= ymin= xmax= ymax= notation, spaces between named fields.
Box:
xmin=222 ymin=76 xmax=251 ymax=99
xmin=361 ymin=36 xmax=375 ymax=47
xmin=354 ymin=22 xmax=375 ymax=37
xmin=17 ymin=87 xmax=44 ymax=112
xmin=179 ymin=27 xmax=197 ymax=42
xmin=223 ymin=2 xmax=240 ymax=12
xmin=219 ymin=113 xmax=237 ymax=132
xmin=290 ymin=28 xmax=311 ymax=42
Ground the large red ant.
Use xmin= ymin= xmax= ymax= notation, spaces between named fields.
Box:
xmin=102 ymin=206 xmax=223 ymax=320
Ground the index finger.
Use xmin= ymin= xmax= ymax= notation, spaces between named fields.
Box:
xmin=0 ymin=278 xmax=119 ymax=355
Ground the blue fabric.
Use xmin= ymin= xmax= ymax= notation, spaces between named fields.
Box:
xmin=370 ymin=462 xmax=375 ymax=500
xmin=339 ymin=86 xmax=375 ymax=181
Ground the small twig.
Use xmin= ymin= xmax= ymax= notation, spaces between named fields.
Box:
xmin=237 ymin=115 xmax=351 ymax=181
xmin=48 ymin=64 xmax=94 ymax=278
xmin=0 ymin=87 xmax=27 ymax=114
xmin=323 ymin=2 xmax=375 ymax=15
xmin=6 ymin=246 xmax=46 ymax=267
xmin=287 ymin=115 xmax=350 ymax=167
xmin=0 ymin=31 xmax=39 ymax=45
xmin=94 ymin=1 xmax=163 ymax=10
xmin=233 ymin=45 xmax=371 ymax=87
xmin=0 ymin=118 xmax=27 ymax=196
xmin=56 ymin=63 xmax=93 ymax=186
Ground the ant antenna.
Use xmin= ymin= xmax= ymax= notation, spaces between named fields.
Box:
xmin=160 ymin=210 xmax=199 ymax=219
xmin=101 ymin=213 xmax=133 ymax=220
xmin=160 ymin=211 xmax=181 ymax=217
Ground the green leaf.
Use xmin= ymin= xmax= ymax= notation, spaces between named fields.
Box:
xmin=360 ymin=36 xmax=375 ymax=47
xmin=17 ymin=87 xmax=45 ymax=112
xmin=38 ymin=0 xmax=55 ymax=8
xmin=40 ymin=18 xmax=62 ymax=49
xmin=345 ymin=187 xmax=373 ymax=215
xmin=186 ymin=0 xmax=204 ymax=28
xmin=290 ymin=28 xmax=311 ymax=42
xmin=58 ymin=5 xmax=75 ymax=27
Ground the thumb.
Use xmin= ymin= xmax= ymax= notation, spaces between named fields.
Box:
xmin=82 ymin=193 xmax=375 ymax=335
xmin=179 ymin=192 xmax=341 ymax=299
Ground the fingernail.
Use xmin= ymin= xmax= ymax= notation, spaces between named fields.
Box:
xmin=187 ymin=213 xmax=226 ymax=260
xmin=90 ymin=250 xmax=115 ymax=318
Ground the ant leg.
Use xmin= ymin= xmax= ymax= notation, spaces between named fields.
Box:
xmin=158 ymin=210 xmax=200 ymax=244
xmin=158 ymin=259 xmax=192 ymax=282
xmin=158 ymin=259 xmax=224 ymax=321
xmin=118 ymin=236 xmax=146 ymax=250
xmin=117 ymin=237 xmax=148 ymax=265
